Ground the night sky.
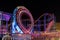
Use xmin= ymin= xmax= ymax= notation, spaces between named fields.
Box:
xmin=0 ymin=0 xmax=60 ymax=22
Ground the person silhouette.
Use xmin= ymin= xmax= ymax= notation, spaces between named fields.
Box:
xmin=2 ymin=32 xmax=12 ymax=40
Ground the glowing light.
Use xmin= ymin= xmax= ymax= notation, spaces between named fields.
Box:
xmin=12 ymin=7 xmax=23 ymax=34
xmin=12 ymin=18 xmax=23 ymax=33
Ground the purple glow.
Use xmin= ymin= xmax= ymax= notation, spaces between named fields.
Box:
xmin=3 ymin=14 xmax=11 ymax=21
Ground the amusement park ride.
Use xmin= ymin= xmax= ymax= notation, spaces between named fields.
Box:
xmin=0 ymin=6 xmax=60 ymax=40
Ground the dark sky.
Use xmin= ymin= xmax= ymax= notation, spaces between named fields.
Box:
xmin=0 ymin=0 xmax=60 ymax=22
